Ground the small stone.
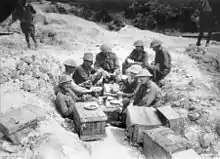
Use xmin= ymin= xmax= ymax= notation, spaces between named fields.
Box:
xmin=0 ymin=76 xmax=9 ymax=84
xmin=11 ymin=70 xmax=20 ymax=79
xmin=199 ymin=133 xmax=215 ymax=149
xmin=188 ymin=112 xmax=201 ymax=121
xmin=21 ymin=56 xmax=33 ymax=65
xmin=22 ymin=79 xmax=38 ymax=92
xmin=17 ymin=61 xmax=28 ymax=70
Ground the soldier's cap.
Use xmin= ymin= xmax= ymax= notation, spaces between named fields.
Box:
xmin=150 ymin=40 xmax=162 ymax=48
xmin=83 ymin=52 xmax=93 ymax=62
xmin=126 ymin=65 xmax=142 ymax=74
xmin=136 ymin=69 xmax=152 ymax=77
xmin=133 ymin=40 xmax=144 ymax=47
xmin=100 ymin=44 xmax=112 ymax=53
xmin=59 ymin=75 xmax=72 ymax=84
xmin=64 ymin=59 xmax=77 ymax=67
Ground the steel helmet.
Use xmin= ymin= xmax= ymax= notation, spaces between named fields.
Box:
xmin=133 ymin=40 xmax=144 ymax=47
xmin=63 ymin=59 xmax=77 ymax=67
xmin=83 ymin=52 xmax=93 ymax=62
xmin=100 ymin=44 xmax=112 ymax=53
xmin=126 ymin=65 xmax=142 ymax=74
xmin=59 ymin=75 xmax=72 ymax=84
xmin=150 ymin=40 xmax=162 ymax=48
xmin=136 ymin=69 xmax=152 ymax=77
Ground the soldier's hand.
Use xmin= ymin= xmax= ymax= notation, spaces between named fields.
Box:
xmin=117 ymin=91 xmax=124 ymax=96
xmin=127 ymin=59 xmax=134 ymax=64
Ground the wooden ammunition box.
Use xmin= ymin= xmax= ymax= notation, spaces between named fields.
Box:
xmin=126 ymin=106 xmax=162 ymax=144
xmin=102 ymin=104 xmax=121 ymax=123
xmin=143 ymin=126 xmax=191 ymax=159
xmin=156 ymin=106 xmax=184 ymax=133
xmin=0 ymin=105 xmax=48 ymax=144
xmin=73 ymin=101 xmax=107 ymax=141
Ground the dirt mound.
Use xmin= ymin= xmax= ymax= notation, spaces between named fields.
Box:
xmin=0 ymin=50 xmax=62 ymax=100
xmin=42 ymin=3 xmax=125 ymax=31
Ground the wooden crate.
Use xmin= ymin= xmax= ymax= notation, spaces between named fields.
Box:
xmin=102 ymin=104 xmax=121 ymax=123
xmin=0 ymin=104 xmax=47 ymax=144
xmin=126 ymin=106 xmax=162 ymax=144
xmin=156 ymin=106 xmax=184 ymax=133
xmin=143 ymin=126 xmax=191 ymax=159
xmin=73 ymin=101 xmax=107 ymax=141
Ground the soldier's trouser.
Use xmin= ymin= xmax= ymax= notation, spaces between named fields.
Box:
xmin=147 ymin=66 xmax=170 ymax=83
xmin=122 ymin=61 xmax=131 ymax=75
xmin=20 ymin=22 xmax=37 ymax=47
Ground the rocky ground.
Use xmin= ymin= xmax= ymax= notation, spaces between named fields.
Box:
xmin=0 ymin=1 xmax=220 ymax=159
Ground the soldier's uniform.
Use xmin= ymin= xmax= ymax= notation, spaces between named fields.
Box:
xmin=55 ymin=75 xmax=76 ymax=118
xmin=10 ymin=4 xmax=37 ymax=48
xmin=147 ymin=40 xmax=171 ymax=84
xmin=133 ymin=69 xmax=162 ymax=107
xmin=122 ymin=40 xmax=148 ymax=74
xmin=73 ymin=53 xmax=102 ymax=86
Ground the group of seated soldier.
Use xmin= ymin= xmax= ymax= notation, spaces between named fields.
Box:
xmin=54 ymin=40 xmax=172 ymax=122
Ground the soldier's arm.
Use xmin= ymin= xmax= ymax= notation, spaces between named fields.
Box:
xmin=56 ymin=93 xmax=71 ymax=117
xmin=114 ymin=54 xmax=121 ymax=74
xmin=94 ymin=54 xmax=101 ymax=69
xmin=143 ymin=52 xmax=149 ymax=67
xmin=70 ymin=80 xmax=92 ymax=94
xmin=127 ymin=50 xmax=135 ymax=60
xmin=163 ymin=51 xmax=170 ymax=68
xmin=138 ymin=88 xmax=156 ymax=106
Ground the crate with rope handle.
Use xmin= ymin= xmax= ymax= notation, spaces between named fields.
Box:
xmin=72 ymin=101 xmax=107 ymax=141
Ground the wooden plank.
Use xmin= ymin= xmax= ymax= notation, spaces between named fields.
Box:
xmin=143 ymin=126 xmax=191 ymax=159
xmin=0 ymin=105 xmax=48 ymax=136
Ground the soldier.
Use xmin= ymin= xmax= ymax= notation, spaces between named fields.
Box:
xmin=131 ymin=68 xmax=162 ymax=107
xmin=72 ymin=53 xmax=102 ymax=87
xmin=118 ymin=65 xmax=142 ymax=110
xmin=94 ymin=44 xmax=121 ymax=83
xmin=8 ymin=3 xmax=37 ymax=49
xmin=55 ymin=75 xmax=76 ymax=118
xmin=122 ymin=40 xmax=149 ymax=74
xmin=55 ymin=59 xmax=93 ymax=97
xmin=147 ymin=40 xmax=171 ymax=85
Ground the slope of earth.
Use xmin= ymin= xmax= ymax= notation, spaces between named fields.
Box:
xmin=0 ymin=1 xmax=220 ymax=159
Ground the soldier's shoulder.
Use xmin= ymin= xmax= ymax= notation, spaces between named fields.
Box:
xmin=109 ymin=52 xmax=118 ymax=58
xmin=150 ymin=81 xmax=161 ymax=91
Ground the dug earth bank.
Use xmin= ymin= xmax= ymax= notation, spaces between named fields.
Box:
xmin=0 ymin=1 xmax=220 ymax=159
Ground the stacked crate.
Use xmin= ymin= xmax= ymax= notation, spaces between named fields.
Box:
xmin=143 ymin=127 xmax=192 ymax=159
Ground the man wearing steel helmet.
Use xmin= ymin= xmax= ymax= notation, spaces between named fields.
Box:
xmin=147 ymin=40 xmax=171 ymax=85
xmin=55 ymin=75 xmax=76 ymax=118
xmin=72 ymin=53 xmax=102 ymax=87
xmin=122 ymin=40 xmax=149 ymax=74
xmin=130 ymin=68 xmax=161 ymax=107
xmin=94 ymin=44 xmax=121 ymax=83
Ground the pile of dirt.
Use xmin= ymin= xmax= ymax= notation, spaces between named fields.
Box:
xmin=43 ymin=3 xmax=125 ymax=31
xmin=124 ymin=0 xmax=198 ymax=33
xmin=0 ymin=51 xmax=62 ymax=100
